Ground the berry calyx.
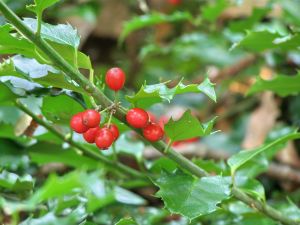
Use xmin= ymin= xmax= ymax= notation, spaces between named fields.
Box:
xmin=70 ymin=113 xmax=89 ymax=133
xmin=83 ymin=127 xmax=100 ymax=143
xmin=126 ymin=108 xmax=149 ymax=128
xmin=105 ymin=123 xmax=119 ymax=140
xmin=105 ymin=67 xmax=126 ymax=91
xmin=143 ymin=123 xmax=164 ymax=142
xmin=82 ymin=109 xmax=101 ymax=128
xmin=95 ymin=128 xmax=114 ymax=149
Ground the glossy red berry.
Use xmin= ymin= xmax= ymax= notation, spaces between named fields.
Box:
xmin=83 ymin=127 xmax=100 ymax=143
xmin=143 ymin=123 xmax=164 ymax=142
xmin=126 ymin=108 xmax=149 ymax=128
xmin=105 ymin=124 xmax=119 ymax=140
xmin=95 ymin=128 xmax=114 ymax=149
xmin=82 ymin=109 xmax=101 ymax=128
xmin=70 ymin=113 xmax=89 ymax=133
xmin=105 ymin=67 xmax=126 ymax=91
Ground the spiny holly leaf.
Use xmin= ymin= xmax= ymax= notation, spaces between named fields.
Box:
xmin=27 ymin=0 xmax=60 ymax=18
xmin=164 ymin=110 xmax=216 ymax=142
xmin=42 ymin=94 xmax=85 ymax=124
xmin=126 ymin=78 xmax=216 ymax=108
xmin=0 ymin=56 xmax=84 ymax=93
xmin=248 ymin=73 xmax=300 ymax=96
xmin=202 ymin=0 xmax=228 ymax=22
xmin=0 ymin=24 xmax=91 ymax=69
xmin=228 ymin=132 xmax=300 ymax=174
xmin=23 ymin=18 xmax=80 ymax=48
xmin=120 ymin=11 xmax=192 ymax=42
xmin=232 ymin=30 xmax=300 ymax=52
xmin=0 ymin=24 xmax=35 ymax=58
xmin=0 ymin=170 xmax=34 ymax=193
xmin=154 ymin=170 xmax=231 ymax=220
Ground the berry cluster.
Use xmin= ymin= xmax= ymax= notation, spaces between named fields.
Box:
xmin=126 ymin=108 xmax=164 ymax=142
xmin=70 ymin=109 xmax=119 ymax=150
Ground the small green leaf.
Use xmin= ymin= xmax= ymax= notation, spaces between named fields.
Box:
xmin=126 ymin=78 xmax=216 ymax=108
xmin=164 ymin=110 xmax=216 ymax=142
xmin=232 ymin=30 xmax=300 ymax=52
xmin=0 ymin=170 xmax=34 ymax=193
xmin=235 ymin=177 xmax=265 ymax=201
xmin=42 ymin=94 xmax=85 ymax=124
xmin=0 ymin=82 xmax=18 ymax=105
xmin=228 ymin=132 xmax=300 ymax=174
xmin=248 ymin=73 xmax=300 ymax=96
xmin=23 ymin=18 xmax=80 ymax=48
xmin=154 ymin=170 xmax=231 ymax=220
xmin=0 ymin=56 xmax=84 ymax=93
xmin=27 ymin=0 xmax=60 ymax=18
xmin=120 ymin=11 xmax=192 ymax=42
xmin=202 ymin=0 xmax=228 ymax=22
xmin=229 ymin=7 xmax=270 ymax=32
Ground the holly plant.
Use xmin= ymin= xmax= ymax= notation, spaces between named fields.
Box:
xmin=0 ymin=0 xmax=300 ymax=225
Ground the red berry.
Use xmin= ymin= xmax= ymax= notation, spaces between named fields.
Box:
xmin=95 ymin=128 xmax=114 ymax=149
xmin=70 ymin=113 xmax=89 ymax=133
xmin=105 ymin=123 xmax=119 ymax=140
xmin=143 ymin=123 xmax=164 ymax=142
xmin=126 ymin=108 xmax=149 ymax=128
xmin=168 ymin=0 xmax=181 ymax=5
xmin=105 ymin=67 xmax=126 ymax=91
xmin=83 ymin=127 xmax=100 ymax=143
xmin=82 ymin=109 xmax=101 ymax=128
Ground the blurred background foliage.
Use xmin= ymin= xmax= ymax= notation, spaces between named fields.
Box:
xmin=1 ymin=0 xmax=300 ymax=224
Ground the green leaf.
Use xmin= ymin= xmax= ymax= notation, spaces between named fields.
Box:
xmin=27 ymin=142 xmax=100 ymax=169
xmin=232 ymin=30 xmax=300 ymax=52
xmin=202 ymin=0 xmax=228 ymax=22
xmin=0 ymin=56 xmax=84 ymax=93
xmin=115 ymin=218 xmax=137 ymax=225
xmin=27 ymin=0 xmax=60 ymax=18
xmin=0 ymin=24 xmax=35 ymax=58
xmin=0 ymin=82 xmax=18 ymax=105
xmin=248 ymin=73 xmax=300 ymax=96
xmin=235 ymin=177 xmax=265 ymax=201
xmin=229 ymin=7 xmax=270 ymax=32
xmin=0 ymin=24 xmax=91 ymax=69
xmin=120 ymin=11 xmax=192 ymax=42
xmin=164 ymin=110 xmax=216 ymax=142
xmin=19 ymin=208 xmax=86 ymax=225
xmin=0 ymin=170 xmax=34 ymax=192
xmin=154 ymin=170 xmax=231 ymax=220
xmin=126 ymin=78 xmax=216 ymax=108
xmin=228 ymin=132 xmax=300 ymax=174
xmin=23 ymin=18 xmax=80 ymax=48
xmin=42 ymin=94 xmax=85 ymax=124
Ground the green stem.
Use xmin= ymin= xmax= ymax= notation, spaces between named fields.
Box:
xmin=15 ymin=100 xmax=146 ymax=180
xmin=88 ymin=69 xmax=98 ymax=109
xmin=36 ymin=13 xmax=42 ymax=36
xmin=0 ymin=2 xmax=297 ymax=224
